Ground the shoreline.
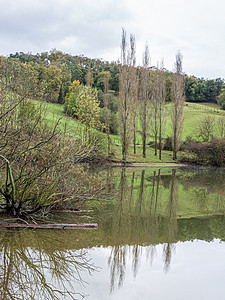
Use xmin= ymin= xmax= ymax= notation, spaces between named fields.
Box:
xmin=84 ymin=157 xmax=225 ymax=169
xmin=109 ymin=161 xmax=187 ymax=168
xmin=83 ymin=156 xmax=189 ymax=168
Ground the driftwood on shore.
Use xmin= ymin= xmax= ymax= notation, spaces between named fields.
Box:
xmin=0 ymin=222 xmax=98 ymax=229
xmin=54 ymin=210 xmax=94 ymax=213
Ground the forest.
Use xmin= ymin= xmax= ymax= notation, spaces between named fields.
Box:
xmin=9 ymin=49 xmax=225 ymax=106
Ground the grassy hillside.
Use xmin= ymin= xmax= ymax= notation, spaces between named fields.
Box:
xmin=135 ymin=102 xmax=225 ymax=142
xmin=32 ymin=99 xmax=225 ymax=163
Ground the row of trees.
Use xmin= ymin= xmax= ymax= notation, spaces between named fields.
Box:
xmin=118 ymin=30 xmax=185 ymax=161
xmin=185 ymin=76 xmax=224 ymax=103
xmin=65 ymin=30 xmax=225 ymax=162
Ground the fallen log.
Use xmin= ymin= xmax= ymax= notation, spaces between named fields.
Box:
xmin=54 ymin=210 xmax=94 ymax=213
xmin=0 ymin=222 xmax=98 ymax=229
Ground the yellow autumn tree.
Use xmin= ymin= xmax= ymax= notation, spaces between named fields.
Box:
xmin=76 ymin=86 xmax=102 ymax=132
xmin=64 ymin=80 xmax=81 ymax=116
xmin=65 ymin=81 xmax=103 ymax=141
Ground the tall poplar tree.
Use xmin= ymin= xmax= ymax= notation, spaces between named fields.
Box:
xmin=118 ymin=29 xmax=138 ymax=162
xmin=151 ymin=67 xmax=159 ymax=156
xmin=130 ymin=35 xmax=138 ymax=155
xmin=171 ymin=51 xmax=185 ymax=160
xmin=139 ymin=43 xmax=151 ymax=158
xmin=158 ymin=61 xmax=167 ymax=160
xmin=103 ymin=71 xmax=111 ymax=156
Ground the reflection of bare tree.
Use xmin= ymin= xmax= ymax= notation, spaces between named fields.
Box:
xmin=108 ymin=169 xmax=161 ymax=291
xmin=131 ymin=170 xmax=145 ymax=277
xmin=108 ymin=168 xmax=182 ymax=291
xmin=146 ymin=245 xmax=156 ymax=266
xmin=149 ymin=170 xmax=156 ymax=214
xmin=167 ymin=170 xmax=179 ymax=235
xmin=105 ymin=167 xmax=225 ymax=294
xmin=0 ymin=230 xmax=96 ymax=300
xmin=108 ymin=168 xmax=131 ymax=292
xmin=147 ymin=169 xmax=161 ymax=255
xmin=163 ymin=169 xmax=179 ymax=272
xmin=162 ymin=243 xmax=176 ymax=272
xmin=108 ymin=245 xmax=127 ymax=293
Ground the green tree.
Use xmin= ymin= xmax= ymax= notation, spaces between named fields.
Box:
xmin=217 ymin=88 xmax=225 ymax=109
xmin=42 ymin=64 xmax=63 ymax=102
xmin=185 ymin=76 xmax=198 ymax=102
xmin=64 ymin=80 xmax=81 ymax=116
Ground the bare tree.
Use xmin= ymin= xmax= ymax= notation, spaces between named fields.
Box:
xmin=217 ymin=117 xmax=225 ymax=138
xmin=197 ymin=116 xmax=215 ymax=142
xmin=129 ymin=35 xmax=138 ymax=154
xmin=139 ymin=43 xmax=151 ymax=158
xmin=171 ymin=51 xmax=185 ymax=160
xmin=118 ymin=29 xmax=138 ymax=162
xmin=151 ymin=66 xmax=159 ymax=156
xmin=103 ymin=71 xmax=111 ymax=156
xmin=158 ymin=60 xmax=167 ymax=160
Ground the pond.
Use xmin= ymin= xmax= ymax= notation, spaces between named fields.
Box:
xmin=1 ymin=167 xmax=225 ymax=299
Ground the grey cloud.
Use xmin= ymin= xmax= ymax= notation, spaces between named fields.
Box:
xmin=0 ymin=0 xmax=225 ymax=78
xmin=0 ymin=0 xmax=132 ymax=57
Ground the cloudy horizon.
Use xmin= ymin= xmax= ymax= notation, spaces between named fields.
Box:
xmin=1 ymin=0 xmax=224 ymax=79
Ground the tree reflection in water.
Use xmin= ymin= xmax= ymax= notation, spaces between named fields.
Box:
xmin=163 ymin=169 xmax=179 ymax=272
xmin=0 ymin=229 xmax=96 ymax=300
xmin=108 ymin=168 xmax=179 ymax=291
xmin=1 ymin=168 xmax=224 ymax=298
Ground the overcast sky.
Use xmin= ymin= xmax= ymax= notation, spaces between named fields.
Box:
xmin=0 ymin=0 xmax=224 ymax=79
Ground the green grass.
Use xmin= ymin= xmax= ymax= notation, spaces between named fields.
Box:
xmin=136 ymin=102 xmax=225 ymax=141
xmin=181 ymin=102 xmax=225 ymax=138
xmin=32 ymin=99 xmax=86 ymax=136
xmin=31 ymin=99 xmax=225 ymax=163
xmin=111 ymin=143 xmax=175 ymax=163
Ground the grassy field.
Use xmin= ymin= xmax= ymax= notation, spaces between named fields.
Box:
xmin=32 ymin=99 xmax=225 ymax=163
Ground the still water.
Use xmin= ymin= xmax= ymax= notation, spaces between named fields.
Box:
xmin=1 ymin=167 xmax=225 ymax=299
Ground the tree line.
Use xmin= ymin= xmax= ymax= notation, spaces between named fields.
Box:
xmin=9 ymin=49 xmax=225 ymax=105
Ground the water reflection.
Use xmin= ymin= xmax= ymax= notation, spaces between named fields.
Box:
xmin=0 ymin=229 xmax=96 ymax=300
xmin=1 ymin=167 xmax=225 ymax=299
xmin=104 ymin=167 xmax=225 ymax=291
xmin=107 ymin=168 xmax=178 ymax=290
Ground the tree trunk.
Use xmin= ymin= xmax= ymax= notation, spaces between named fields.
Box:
xmin=143 ymin=131 xmax=146 ymax=158
xmin=133 ymin=117 xmax=136 ymax=154
xmin=159 ymin=104 xmax=162 ymax=160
